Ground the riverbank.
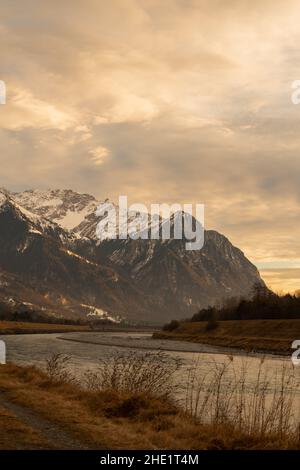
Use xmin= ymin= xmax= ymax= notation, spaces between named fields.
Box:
xmin=0 ymin=362 xmax=298 ymax=450
xmin=153 ymin=319 xmax=300 ymax=355
xmin=0 ymin=321 xmax=157 ymax=335
xmin=0 ymin=320 xmax=91 ymax=335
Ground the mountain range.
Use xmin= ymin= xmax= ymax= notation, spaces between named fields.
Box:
xmin=0 ymin=188 xmax=266 ymax=324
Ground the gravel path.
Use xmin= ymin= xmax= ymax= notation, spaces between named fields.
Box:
xmin=0 ymin=392 xmax=90 ymax=450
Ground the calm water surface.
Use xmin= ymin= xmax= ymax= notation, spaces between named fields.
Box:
xmin=1 ymin=331 xmax=299 ymax=417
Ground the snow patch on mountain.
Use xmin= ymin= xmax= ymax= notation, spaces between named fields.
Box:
xmin=80 ymin=304 xmax=122 ymax=323
xmin=58 ymin=207 xmax=93 ymax=230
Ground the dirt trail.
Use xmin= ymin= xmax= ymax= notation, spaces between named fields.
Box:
xmin=0 ymin=391 xmax=90 ymax=450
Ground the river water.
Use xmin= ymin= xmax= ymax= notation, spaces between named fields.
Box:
xmin=1 ymin=331 xmax=300 ymax=423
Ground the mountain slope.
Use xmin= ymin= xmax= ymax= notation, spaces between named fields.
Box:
xmin=0 ymin=192 xmax=149 ymax=322
xmin=0 ymin=188 xmax=267 ymax=323
xmin=94 ymin=229 xmax=264 ymax=320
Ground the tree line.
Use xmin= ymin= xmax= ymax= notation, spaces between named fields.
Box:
xmin=191 ymin=283 xmax=300 ymax=322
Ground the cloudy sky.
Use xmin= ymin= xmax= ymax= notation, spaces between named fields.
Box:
xmin=0 ymin=0 xmax=300 ymax=292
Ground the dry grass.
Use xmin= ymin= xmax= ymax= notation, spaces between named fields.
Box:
xmin=185 ymin=356 xmax=300 ymax=440
xmin=0 ymin=320 xmax=90 ymax=335
xmin=0 ymin=353 xmax=299 ymax=449
xmin=154 ymin=319 xmax=300 ymax=353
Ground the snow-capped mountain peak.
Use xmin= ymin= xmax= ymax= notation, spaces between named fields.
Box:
xmin=0 ymin=187 xmax=266 ymax=323
xmin=11 ymin=188 xmax=98 ymax=231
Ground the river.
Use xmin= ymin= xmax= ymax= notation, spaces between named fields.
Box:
xmin=1 ymin=331 xmax=300 ymax=424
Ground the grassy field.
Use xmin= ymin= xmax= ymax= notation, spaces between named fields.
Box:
xmin=0 ymin=362 xmax=298 ymax=450
xmin=153 ymin=319 xmax=300 ymax=354
xmin=0 ymin=320 xmax=91 ymax=335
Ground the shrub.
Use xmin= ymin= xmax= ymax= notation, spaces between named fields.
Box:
xmin=162 ymin=320 xmax=180 ymax=331
xmin=205 ymin=318 xmax=219 ymax=331
xmin=83 ymin=351 xmax=181 ymax=398
xmin=45 ymin=353 xmax=75 ymax=383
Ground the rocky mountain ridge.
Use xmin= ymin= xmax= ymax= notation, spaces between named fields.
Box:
xmin=0 ymin=188 xmax=266 ymax=323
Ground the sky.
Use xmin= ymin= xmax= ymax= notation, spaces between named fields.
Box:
xmin=0 ymin=0 xmax=299 ymax=293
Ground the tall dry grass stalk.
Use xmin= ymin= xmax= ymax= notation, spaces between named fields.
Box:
xmin=185 ymin=355 xmax=300 ymax=440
